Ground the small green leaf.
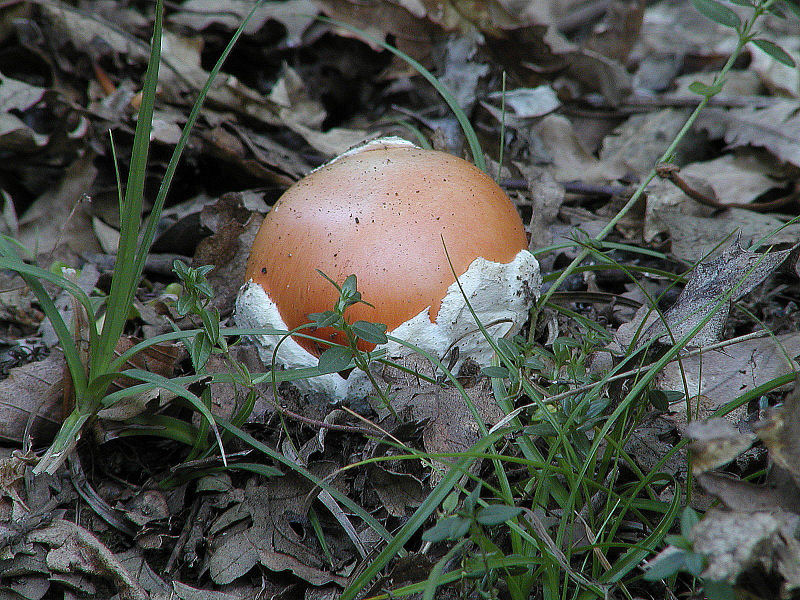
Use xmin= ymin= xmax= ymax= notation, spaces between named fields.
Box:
xmin=647 ymin=389 xmax=669 ymax=411
xmin=476 ymin=505 xmax=523 ymax=526
xmin=751 ymin=39 xmax=796 ymax=67
xmin=308 ymin=311 xmax=340 ymax=328
xmin=463 ymin=483 xmax=481 ymax=513
xmin=481 ymin=366 xmax=510 ymax=378
xmin=584 ymin=396 xmax=610 ymax=419
xmin=664 ymin=534 xmax=692 ymax=550
xmin=200 ymin=308 xmax=221 ymax=344
xmin=703 ymin=579 xmax=737 ymax=600
xmin=663 ymin=390 xmax=686 ymax=405
xmin=553 ymin=336 xmax=580 ymax=349
xmin=680 ymin=506 xmax=701 ymax=537
xmin=684 ymin=551 xmax=705 ymax=577
xmin=350 ymin=321 xmax=388 ymax=344
xmin=688 ymin=80 xmax=725 ymax=97
xmin=172 ymin=259 xmax=189 ymax=278
xmin=340 ymin=274 xmax=358 ymax=297
xmin=495 ymin=337 xmax=519 ymax=359
xmin=643 ymin=547 xmax=689 ymax=580
xmin=422 ymin=516 xmax=471 ymax=542
xmin=175 ymin=294 xmax=194 ymax=317
xmin=189 ymin=331 xmax=213 ymax=370
xmin=196 ymin=281 xmax=214 ymax=299
xmin=317 ymin=346 xmax=352 ymax=372
xmin=523 ymin=357 xmax=544 ymax=370
xmin=523 ymin=423 xmax=558 ymax=436
xmin=691 ymin=0 xmax=741 ymax=28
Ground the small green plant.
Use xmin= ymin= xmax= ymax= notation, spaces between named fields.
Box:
xmin=0 ymin=0 xmax=263 ymax=474
xmin=644 ymin=507 xmax=737 ymax=600
xmin=422 ymin=484 xmax=524 ymax=544
xmin=172 ymin=261 xmax=224 ymax=371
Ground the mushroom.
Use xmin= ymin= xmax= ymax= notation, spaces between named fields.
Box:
xmin=235 ymin=138 xmax=541 ymax=399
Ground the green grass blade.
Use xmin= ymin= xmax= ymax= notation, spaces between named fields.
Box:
xmin=340 ymin=432 xmax=504 ymax=600
xmin=0 ymin=256 xmax=92 ymax=395
xmin=314 ymin=15 xmax=485 ymax=172
xmin=134 ymin=1 xmax=266 ymax=281
xmin=91 ymin=0 xmax=163 ymax=375
xmin=214 ymin=420 xmax=394 ymax=542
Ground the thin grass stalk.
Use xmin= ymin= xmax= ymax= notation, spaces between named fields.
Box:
xmin=90 ymin=0 xmax=163 ymax=379
xmin=536 ymin=29 xmax=753 ymax=310
xmin=314 ymin=15 xmax=486 ymax=172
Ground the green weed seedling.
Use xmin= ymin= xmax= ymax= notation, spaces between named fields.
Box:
xmin=644 ymin=507 xmax=736 ymax=600
xmin=0 ymin=0 xmax=263 ymax=474
xmin=304 ymin=272 xmax=397 ymax=412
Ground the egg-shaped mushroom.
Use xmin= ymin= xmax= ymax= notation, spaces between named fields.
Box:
xmin=236 ymin=138 xmax=541 ymax=399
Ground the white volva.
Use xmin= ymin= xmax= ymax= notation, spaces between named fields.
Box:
xmin=235 ymin=249 xmax=541 ymax=401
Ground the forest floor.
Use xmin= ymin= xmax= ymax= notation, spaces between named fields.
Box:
xmin=1 ymin=1 xmax=799 ymax=599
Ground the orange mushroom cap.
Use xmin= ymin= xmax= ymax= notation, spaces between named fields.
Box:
xmin=244 ymin=140 xmax=529 ymax=356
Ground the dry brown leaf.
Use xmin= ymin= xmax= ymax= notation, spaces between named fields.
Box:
xmin=639 ymin=240 xmax=795 ymax=348
xmin=644 ymin=153 xmax=784 ymax=249
xmin=193 ymin=193 xmax=265 ymax=313
xmin=601 ymin=109 xmax=707 ymax=178
xmin=17 ymin=155 xmax=100 ymax=266
xmin=168 ymin=0 xmax=318 ymax=45
xmin=685 ymin=418 xmax=756 ymax=473
xmin=691 ymin=508 xmax=800 ymax=592
xmin=0 ymin=350 xmax=64 ymax=445
xmin=654 ymin=332 xmax=800 ymax=408
xmin=377 ymin=354 xmax=503 ymax=485
xmin=696 ymin=101 xmax=800 ymax=168
xmin=96 ymin=336 xmax=182 ymax=421
xmin=664 ymin=209 xmax=800 ymax=263
xmin=208 ymin=476 xmax=350 ymax=586
xmin=27 ymin=519 xmax=149 ymax=600
xmin=268 ymin=65 xmax=367 ymax=157
xmin=367 ymin=464 xmax=426 ymax=517
xmin=532 ymin=114 xmax=625 ymax=183
xmin=754 ymin=387 xmax=800 ymax=489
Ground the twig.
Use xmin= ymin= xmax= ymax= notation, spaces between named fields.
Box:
xmin=656 ymin=163 xmax=798 ymax=212
xmin=271 ymin=401 xmax=385 ymax=437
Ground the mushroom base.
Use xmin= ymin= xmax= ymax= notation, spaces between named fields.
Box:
xmin=235 ymin=249 xmax=541 ymax=401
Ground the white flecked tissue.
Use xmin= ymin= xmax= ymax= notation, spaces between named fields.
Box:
xmin=235 ymin=249 xmax=541 ymax=401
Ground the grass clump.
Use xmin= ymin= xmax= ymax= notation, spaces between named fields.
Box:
xmin=1 ymin=0 xmax=796 ymax=598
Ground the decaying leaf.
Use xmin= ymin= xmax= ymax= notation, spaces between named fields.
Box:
xmin=754 ymin=387 xmax=800 ymax=489
xmin=639 ymin=240 xmax=795 ymax=347
xmin=17 ymin=156 xmax=100 ymax=266
xmin=375 ymin=353 xmax=504 ymax=485
xmin=367 ymin=463 xmax=426 ymax=517
xmin=168 ymin=0 xmax=318 ymax=45
xmin=654 ymin=332 xmax=800 ymax=408
xmin=601 ymin=109 xmax=701 ymax=177
xmin=691 ymin=508 xmax=800 ymax=595
xmin=532 ymin=114 xmax=625 ymax=183
xmin=26 ymin=519 xmax=149 ymax=600
xmin=193 ymin=193 xmax=265 ymax=313
xmin=660 ymin=209 xmax=800 ymax=263
xmin=208 ymin=475 xmax=351 ymax=586
xmin=96 ymin=336 xmax=182 ymax=421
xmin=0 ymin=349 xmax=64 ymax=445
xmin=677 ymin=385 xmax=800 ymax=596
xmin=685 ymin=418 xmax=756 ymax=473
xmin=696 ymin=101 xmax=800 ymax=168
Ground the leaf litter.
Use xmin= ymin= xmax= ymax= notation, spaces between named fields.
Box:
xmin=0 ymin=0 xmax=799 ymax=598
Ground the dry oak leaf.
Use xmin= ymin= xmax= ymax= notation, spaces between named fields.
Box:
xmin=639 ymin=239 xmax=796 ymax=348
